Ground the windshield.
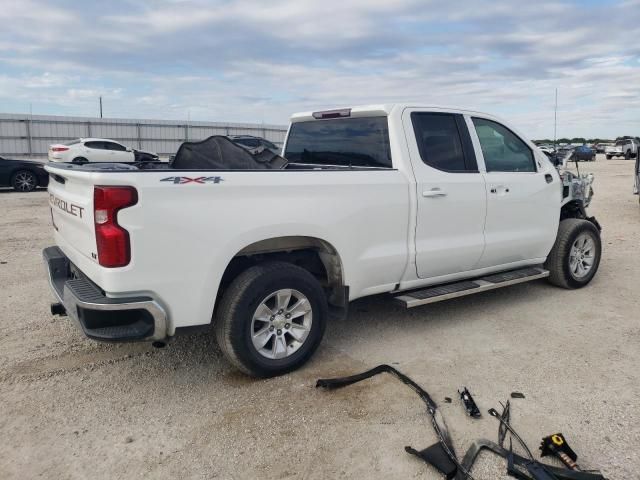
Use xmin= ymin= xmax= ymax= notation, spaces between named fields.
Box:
xmin=284 ymin=116 xmax=392 ymax=168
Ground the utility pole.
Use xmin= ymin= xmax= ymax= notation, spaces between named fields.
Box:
xmin=99 ymin=96 xmax=103 ymax=118
xmin=553 ymin=88 xmax=558 ymax=150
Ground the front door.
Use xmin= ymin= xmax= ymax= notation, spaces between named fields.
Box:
xmin=469 ymin=116 xmax=560 ymax=268
xmin=403 ymin=109 xmax=487 ymax=279
xmin=105 ymin=141 xmax=132 ymax=162
xmin=84 ymin=141 xmax=111 ymax=162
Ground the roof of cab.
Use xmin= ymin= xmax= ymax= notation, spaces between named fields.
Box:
xmin=290 ymin=104 xmax=491 ymax=122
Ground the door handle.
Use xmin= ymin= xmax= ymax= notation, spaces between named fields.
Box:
xmin=422 ymin=188 xmax=447 ymax=198
xmin=490 ymin=186 xmax=510 ymax=194
xmin=545 ymin=173 xmax=553 ymax=183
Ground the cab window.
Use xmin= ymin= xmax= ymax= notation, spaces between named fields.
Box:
xmin=472 ymin=118 xmax=535 ymax=172
xmin=411 ymin=112 xmax=477 ymax=172
xmin=284 ymin=117 xmax=391 ymax=168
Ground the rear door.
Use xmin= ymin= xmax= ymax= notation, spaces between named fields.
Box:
xmin=469 ymin=116 xmax=560 ymax=268
xmin=403 ymin=109 xmax=487 ymax=278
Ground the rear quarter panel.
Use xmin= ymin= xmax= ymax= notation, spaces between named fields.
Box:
xmin=47 ymin=167 xmax=411 ymax=333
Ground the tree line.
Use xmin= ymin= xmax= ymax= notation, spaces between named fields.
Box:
xmin=534 ymin=136 xmax=638 ymax=144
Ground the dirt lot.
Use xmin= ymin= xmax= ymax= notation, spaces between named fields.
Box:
xmin=0 ymin=156 xmax=638 ymax=479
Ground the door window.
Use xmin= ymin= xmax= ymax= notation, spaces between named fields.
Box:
xmin=472 ymin=118 xmax=535 ymax=172
xmin=84 ymin=141 xmax=105 ymax=150
xmin=411 ymin=112 xmax=477 ymax=172
xmin=105 ymin=142 xmax=127 ymax=151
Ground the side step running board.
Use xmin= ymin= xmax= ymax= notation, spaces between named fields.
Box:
xmin=395 ymin=267 xmax=549 ymax=308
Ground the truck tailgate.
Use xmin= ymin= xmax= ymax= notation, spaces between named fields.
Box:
xmin=46 ymin=168 xmax=97 ymax=264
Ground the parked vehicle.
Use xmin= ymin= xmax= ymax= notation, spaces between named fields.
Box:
xmin=48 ymin=138 xmax=158 ymax=163
xmin=133 ymin=149 xmax=160 ymax=162
xmin=572 ymin=145 xmax=596 ymax=162
xmin=230 ymin=135 xmax=280 ymax=154
xmin=605 ymin=141 xmax=625 ymax=159
xmin=0 ymin=156 xmax=49 ymax=192
xmin=594 ymin=143 xmax=611 ymax=154
xmin=43 ymin=104 xmax=601 ymax=377
xmin=618 ymin=137 xmax=639 ymax=160
xmin=537 ymin=145 xmax=555 ymax=154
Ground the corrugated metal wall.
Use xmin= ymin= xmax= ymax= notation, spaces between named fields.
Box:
xmin=0 ymin=113 xmax=288 ymax=159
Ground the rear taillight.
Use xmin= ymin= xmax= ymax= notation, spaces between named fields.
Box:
xmin=50 ymin=146 xmax=69 ymax=152
xmin=93 ymin=186 xmax=137 ymax=268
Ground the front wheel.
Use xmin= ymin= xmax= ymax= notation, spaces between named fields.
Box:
xmin=214 ymin=261 xmax=327 ymax=377
xmin=545 ymin=219 xmax=601 ymax=289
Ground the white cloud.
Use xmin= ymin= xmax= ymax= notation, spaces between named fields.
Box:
xmin=0 ymin=0 xmax=638 ymax=138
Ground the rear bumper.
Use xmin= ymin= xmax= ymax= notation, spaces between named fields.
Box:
xmin=43 ymin=246 xmax=167 ymax=342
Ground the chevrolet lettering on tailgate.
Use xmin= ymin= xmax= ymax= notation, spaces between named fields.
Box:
xmin=49 ymin=194 xmax=85 ymax=218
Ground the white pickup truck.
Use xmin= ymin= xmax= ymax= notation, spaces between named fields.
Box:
xmin=43 ymin=105 xmax=602 ymax=377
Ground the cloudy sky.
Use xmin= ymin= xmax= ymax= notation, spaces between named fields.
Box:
xmin=0 ymin=0 xmax=639 ymax=138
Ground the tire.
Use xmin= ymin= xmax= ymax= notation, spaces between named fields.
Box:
xmin=214 ymin=261 xmax=328 ymax=377
xmin=11 ymin=170 xmax=38 ymax=192
xmin=606 ymin=155 xmax=611 ymax=160
xmin=72 ymin=157 xmax=88 ymax=164
xmin=625 ymin=150 xmax=631 ymax=160
xmin=545 ymin=219 xmax=601 ymax=289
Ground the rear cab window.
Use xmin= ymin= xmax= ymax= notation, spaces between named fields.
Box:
xmin=284 ymin=117 xmax=392 ymax=168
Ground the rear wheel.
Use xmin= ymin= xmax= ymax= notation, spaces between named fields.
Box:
xmin=545 ymin=219 xmax=601 ymax=289
xmin=626 ymin=150 xmax=631 ymax=160
xmin=11 ymin=170 xmax=37 ymax=192
xmin=606 ymin=155 xmax=612 ymax=160
xmin=214 ymin=261 xmax=327 ymax=377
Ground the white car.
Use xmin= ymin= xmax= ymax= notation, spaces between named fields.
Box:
xmin=43 ymin=104 xmax=602 ymax=377
xmin=48 ymin=138 xmax=154 ymax=163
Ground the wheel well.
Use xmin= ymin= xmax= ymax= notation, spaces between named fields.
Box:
xmin=560 ymin=201 xmax=601 ymax=231
xmin=560 ymin=200 xmax=586 ymax=221
xmin=218 ymin=236 xmax=347 ymax=309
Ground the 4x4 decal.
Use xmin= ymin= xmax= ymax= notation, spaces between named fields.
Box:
xmin=160 ymin=176 xmax=224 ymax=184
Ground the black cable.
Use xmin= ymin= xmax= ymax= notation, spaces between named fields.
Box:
xmin=317 ymin=365 xmax=476 ymax=479
xmin=488 ymin=408 xmax=535 ymax=460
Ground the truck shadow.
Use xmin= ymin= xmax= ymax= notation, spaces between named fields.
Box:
xmin=6 ymin=280 xmax=554 ymax=385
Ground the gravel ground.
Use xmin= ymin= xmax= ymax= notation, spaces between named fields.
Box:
xmin=0 ymin=155 xmax=638 ymax=479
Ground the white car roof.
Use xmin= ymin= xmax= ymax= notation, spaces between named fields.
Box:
xmin=78 ymin=138 xmax=125 ymax=143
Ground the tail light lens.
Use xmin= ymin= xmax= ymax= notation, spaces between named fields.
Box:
xmin=94 ymin=186 xmax=137 ymax=267
xmin=50 ymin=146 xmax=69 ymax=152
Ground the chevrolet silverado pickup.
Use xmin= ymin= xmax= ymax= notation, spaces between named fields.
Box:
xmin=43 ymin=104 xmax=602 ymax=377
